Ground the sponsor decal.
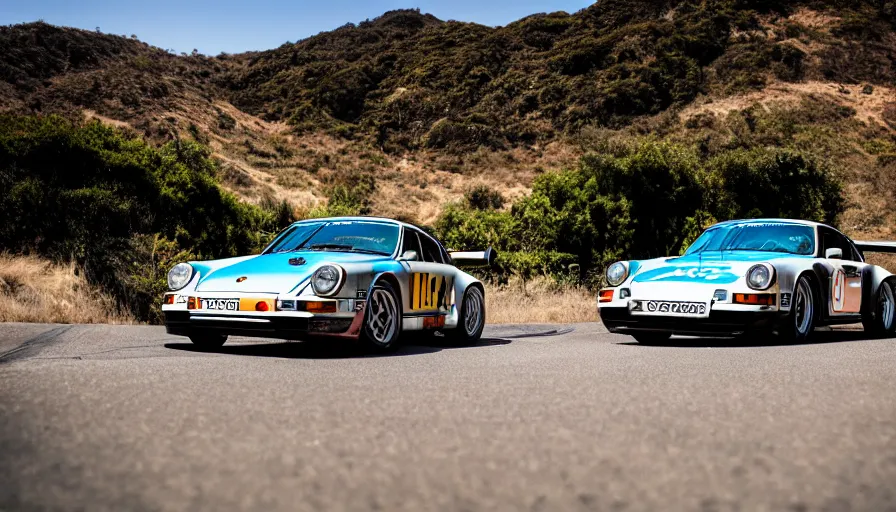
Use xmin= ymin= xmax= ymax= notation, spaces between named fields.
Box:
xmin=410 ymin=273 xmax=453 ymax=311
xmin=289 ymin=257 xmax=306 ymax=266
xmin=354 ymin=300 xmax=366 ymax=312
xmin=780 ymin=293 xmax=792 ymax=308
xmin=631 ymin=300 xmax=707 ymax=317
xmin=357 ymin=290 xmax=368 ymax=299
xmin=236 ymin=276 xmax=247 ymax=283
xmin=633 ymin=265 xmax=740 ymax=284
xmin=202 ymin=298 xmax=240 ymax=311
xmin=176 ymin=295 xmax=187 ymax=304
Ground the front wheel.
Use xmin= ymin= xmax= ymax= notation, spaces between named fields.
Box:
xmin=189 ymin=333 xmax=228 ymax=350
xmin=361 ymin=282 xmax=402 ymax=352
xmin=862 ymin=280 xmax=896 ymax=338
xmin=777 ymin=275 xmax=816 ymax=343
xmin=447 ymin=286 xmax=485 ymax=344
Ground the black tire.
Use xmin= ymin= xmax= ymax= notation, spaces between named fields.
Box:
xmin=862 ymin=280 xmax=896 ymax=338
xmin=777 ymin=275 xmax=817 ymax=343
xmin=447 ymin=286 xmax=486 ymax=344
xmin=632 ymin=333 xmax=671 ymax=345
xmin=361 ymin=281 xmax=403 ymax=352
xmin=189 ymin=333 xmax=228 ymax=349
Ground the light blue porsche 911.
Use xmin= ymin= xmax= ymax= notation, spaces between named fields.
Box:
xmin=162 ymin=217 xmax=495 ymax=351
xmin=599 ymin=219 xmax=896 ymax=344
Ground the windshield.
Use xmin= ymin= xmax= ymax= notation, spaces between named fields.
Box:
xmin=265 ymin=222 xmax=326 ymax=253
xmin=685 ymin=222 xmax=816 ymax=256
xmin=266 ymin=220 xmax=399 ymax=256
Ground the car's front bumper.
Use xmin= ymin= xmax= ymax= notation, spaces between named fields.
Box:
xmin=164 ymin=310 xmax=366 ymax=340
xmin=599 ymin=306 xmax=782 ymax=336
xmin=161 ymin=292 xmax=366 ymax=341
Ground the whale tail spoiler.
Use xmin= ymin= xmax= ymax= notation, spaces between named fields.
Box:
xmin=448 ymin=247 xmax=497 ymax=267
xmin=854 ymin=241 xmax=896 ymax=254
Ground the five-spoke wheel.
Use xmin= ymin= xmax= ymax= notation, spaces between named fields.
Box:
xmin=361 ymin=282 xmax=402 ymax=351
xmin=447 ymin=286 xmax=485 ymax=344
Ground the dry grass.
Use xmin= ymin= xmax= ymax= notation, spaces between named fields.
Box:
xmin=0 ymin=254 xmax=134 ymax=324
xmin=485 ymin=277 xmax=597 ymax=325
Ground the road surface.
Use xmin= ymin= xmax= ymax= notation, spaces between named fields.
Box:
xmin=1 ymin=323 xmax=895 ymax=511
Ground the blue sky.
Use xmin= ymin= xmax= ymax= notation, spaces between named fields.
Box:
xmin=1 ymin=0 xmax=595 ymax=55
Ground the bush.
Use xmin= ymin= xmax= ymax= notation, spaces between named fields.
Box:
xmin=436 ymin=137 xmax=843 ymax=288
xmin=0 ymin=114 xmax=284 ymax=322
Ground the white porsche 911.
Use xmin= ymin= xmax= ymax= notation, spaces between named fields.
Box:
xmin=598 ymin=219 xmax=896 ymax=344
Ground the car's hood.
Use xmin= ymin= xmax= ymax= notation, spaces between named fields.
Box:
xmin=194 ymin=251 xmax=390 ymax=294
xmin=631 ymin=250 xmax=811 ymax=285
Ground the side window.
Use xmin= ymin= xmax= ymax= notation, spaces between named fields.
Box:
xmin=821 ymin=229 xmax=860 ymax=262
xmin=440 ymin=244 xmax=454 ymax=266
xmin=401 ymin=229 xmax=422 ymax=259
xmin=417 ymin=231 xmax=444 ymax=264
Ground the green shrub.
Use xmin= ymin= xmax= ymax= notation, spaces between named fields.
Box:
xmin=0 ymin=114 xmax=284 ymax=322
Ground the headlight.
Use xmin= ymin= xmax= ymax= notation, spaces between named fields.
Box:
xmin=312 ymin=265 xmax=344 ymax=296
xmin=746 ymin=264 xmax=775 ymax=290
xmin=167 ymin=263 xmax=194 ymax=291
xmin=606 ymin=262 xmax=629 ymax=287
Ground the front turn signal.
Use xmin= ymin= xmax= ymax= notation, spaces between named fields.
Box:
xmin=733 ymin=293 xmax=776 ymax=306
xmin=598 ymin=289 xmax=615 ymax=303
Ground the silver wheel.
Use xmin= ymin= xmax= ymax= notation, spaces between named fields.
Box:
xmin=795 ymin=278 xmax=814 ymax=335
xmin=367 ymin=288 xmax=399 ymax=345
xmin=879 ymin=282 xmax=895 ymax=330
xmin=463 ymin=287 xmax=484 ymax=337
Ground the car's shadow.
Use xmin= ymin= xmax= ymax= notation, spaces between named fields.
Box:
xmin=164 ymin=335 xmax=511 ymax=360
xmin=615 ymin=329 xmax=873 ymax=348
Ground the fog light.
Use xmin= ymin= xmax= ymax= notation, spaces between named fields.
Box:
xmin=620 ymin=288 xmax=631 ymax=299
xmin=713 ymin=289 xmax=727 ymax=301
xmin=256 ymin=301 xmax=270 ymax=312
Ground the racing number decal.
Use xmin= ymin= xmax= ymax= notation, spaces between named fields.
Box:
xmin=410 ymin=273 xmax=452 ymax=311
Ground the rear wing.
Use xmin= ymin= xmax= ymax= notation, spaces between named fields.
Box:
xmin=853 ymin=241 xmax=896 ymax=254
xmin=448 ymin=247 xmax=497 ymax=267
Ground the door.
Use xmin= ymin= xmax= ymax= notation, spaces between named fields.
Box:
xmin=821 ymin=229 xmax=864 ymax=314
xmin=401 ymin=228 xmax=455 ymax=320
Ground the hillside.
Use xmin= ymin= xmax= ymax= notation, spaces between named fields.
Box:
xmin=1 ymin=2 xmax=894 ymax=226
xmin=1 ymin=1 xmax=896 ymax=322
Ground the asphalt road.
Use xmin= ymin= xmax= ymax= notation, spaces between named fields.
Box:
xmin=2 ymin=323 xmax=896 ymax=511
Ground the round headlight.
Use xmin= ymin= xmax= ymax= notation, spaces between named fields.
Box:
xmin=167 ymin=263 xmax=194 ymax=291
xmin=312 ymin=265 xmax=343 ymax=296
xmin=606 ymin=262 xmax=629 ymax=287
xmin=747 ymin=264 xmax=774 ymax=290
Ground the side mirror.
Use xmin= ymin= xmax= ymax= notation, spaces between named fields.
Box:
xmin=398 ymin=250 xmax=418 ymax=262
xmin=825 ymin=248 xmax=843 ymax=260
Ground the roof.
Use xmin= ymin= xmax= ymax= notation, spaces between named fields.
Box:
xmin=711 ymin=218 xmax=831 ymax=229
xmin=290 ymin=216 xmax=419 ymax=230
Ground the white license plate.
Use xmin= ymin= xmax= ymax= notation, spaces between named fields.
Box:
xmin=630 ymin=300 xmax=709 ymax=318
xmin=201 ymin=298 xmax=240 ymax=311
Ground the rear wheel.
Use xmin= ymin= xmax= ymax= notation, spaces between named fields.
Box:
xmin=361 ymin=282 xmax=402 ymax=352
xmin=189 ymin=333 xmax=228 ymax=350
xmin=863 ymin=280 xmax=896 ymax=338
xmin=447 ymin=286 xmax=485 ymax=344
xmin=632 ymin=333 xmax=671 ymax=345
xmin=778 ymin=275 xmax=816 ymax=343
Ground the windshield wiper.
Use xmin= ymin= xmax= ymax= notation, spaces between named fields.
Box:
xmin=305 ymin=244 xmax=391 ymax=256
xmin=308 ymin=243 xmax=355 ymax=251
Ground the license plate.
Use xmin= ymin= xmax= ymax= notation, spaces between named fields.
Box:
xmin=630 ymin=300 xmax=708 ymax=317
xmin=201 ymin=298 xmax=240 ymax=311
